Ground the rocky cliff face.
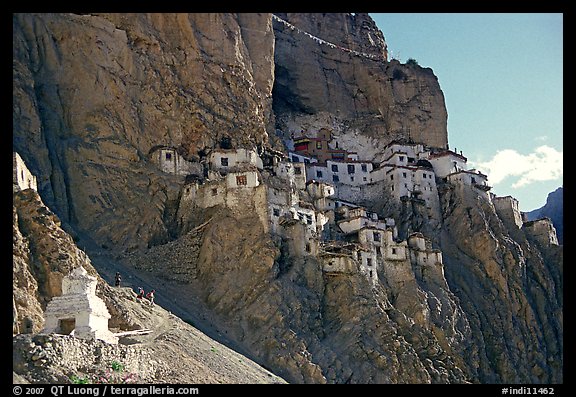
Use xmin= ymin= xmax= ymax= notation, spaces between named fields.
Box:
xmin=12 ymin=188 xmax=285 ymax=384
xmin=272 ymin=13 xmax=448 ymax=159
xmin=13 ymin=13 xmax=275 ymax=251
xmin=13 ymin=12 xmax=561 ymax=384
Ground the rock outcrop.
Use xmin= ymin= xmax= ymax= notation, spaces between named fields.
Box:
xmin=13 ymin=13 xmax=275 ymax=251
xmin=13 ymin=12 xmax=562 ymax=385
xmin=12 ymin=187 xmax=286 ymax=384
xmin=272 ymin=13 xmax=448 ymax=159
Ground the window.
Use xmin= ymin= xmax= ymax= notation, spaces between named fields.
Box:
xmin=391 ymin=186 xmax=394 ymax=192
xmin=399 ymin=156 xmax=404 ymax=162
xmin=304 ymin=158 xmax=310 ymax=164
xmin=367 ymin=257 xmax=373 ymax=267
xmin=306 ymin=214 xmax=313 ymax=225
xmin=331 ymin=164 xmax=339 ymax=172
xmin=221 ymin=157 xmax=229 ymax=166
xmin=292 ymin=155 xmax=299 ymax=162
xmin=408 ymin=157 xmax=415 ymax=163
xmin=376 ymin=247 xmax=382 ymax=256
xmin=391 ymin=248 xmax=397 ymax=255
xmin=373 ymin=232 xmax=381 ymax=242
xmin=363 ymin=177 xmax=367 ymax=181
xmin=316 ymin=170 xmax=323 ymax=178
xmin=294 ymin=166 xmax=302 ymax=175
xmin=236 ymin=175 xmax=247 ymax=186
xmin=273 ymin=208 xmax=280 ymax=217
xmin=211 ymin=188 xmax=218 ymax=196
xmin=369 ymin=270 xmax=373 ymax=278
xmin=350 ymin=176 xmax=354 ymax=182
xmin=165 ymin=152 xmax=172 ymax=161
xmin=316 ymin=141 xmax=322 ymax=149
xmin=305 ymin=243 xmax=311 ymax=253
xmin=390 ymin=175 xmax=394 ymax=180
xmin=347 ymin=164 xmax=355 ymax=174
xmin=361 ymin=164 xmax=368 ymax=172
xmin=471 ymin=177 xmax=476 ymax=184
xmin=333 ymin=175 xmax=340 ymax=182
xmin=423 ymin=174 xmax=426 ymax=179
xmin=403 ymin=172 xmax=407 ymax=178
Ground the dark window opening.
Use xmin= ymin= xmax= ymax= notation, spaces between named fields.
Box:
xmin=369 ymin=270 xmax=373 ymax=278
xmin=373 ymin=232 xmax=381 ymax=242
xmin=221 ymin=157 xmax=229 ymax=166
xmin=292 ymin=155 xmax=299 ymax=162
xmin=392 ymin=248 xmax=397 ymax=255
xmin=350 ymin=176 xmax=354 ymax=181
xmin=408 ymin=157 xmax=415 ymax=163
xmin=306 ymin=215 xmax=313 ymax=225
xmin=294 ymin=166 xmax=302 ymax=175
xmin=376 ymin=247 xmax=382 ymax=256
xmin=399 ymin=156 xmax=404 ymax=162
xmin=333 ymin=175 xmax=340 ymax=182
xmin=316 ymin=170 xmax=323 ymax=178
xmin=273 ymin=208 xmax=280 ymax=217
xmin=211 ymin=188 xmax=218 ymax=196
xmin=304 ymin=158 xmax=310 ymax=164
xmin=165 ymin=152 xmax=172 ymax=161
xmin=403 ymin=172 xmax=407 ymax=178
xmin=347 ymin=164 xmax=355 ymax=174
xmin=361 ymin=164 xmax=368 ymax=172
xmin=331 ymin=164 xmax=339 ymax=172
xmin=305 ymin=243 xmax=311 ymax=252
xmin=390 ymin=175 xmax=394 ymax=180
xmin=367 ymin=257 xmax=373 ymax=267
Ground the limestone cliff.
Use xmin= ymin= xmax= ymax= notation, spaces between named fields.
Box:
xmin=13 ymin=12 xmax=275 ymax=251
xmin=13 ymin=12 xmax=561 ymax=385
xmin=272 ymin=13 xmax=448 ymax=159
xmin=12 ymin=188 xmax=285 ymax=384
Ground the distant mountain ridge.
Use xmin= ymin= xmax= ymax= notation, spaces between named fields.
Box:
xmin=526 ymin=187 xmax=563 ymax=244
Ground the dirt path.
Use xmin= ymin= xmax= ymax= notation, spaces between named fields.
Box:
xmin=75 ymin=233 xmax=260 ymax=365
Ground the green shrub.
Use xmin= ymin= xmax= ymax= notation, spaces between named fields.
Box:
xmin=406 ymin=58 xmax=419 ymax=66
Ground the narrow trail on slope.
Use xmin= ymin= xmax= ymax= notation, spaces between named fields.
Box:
xmin=74 ymin=231 xmax=263 ymax=367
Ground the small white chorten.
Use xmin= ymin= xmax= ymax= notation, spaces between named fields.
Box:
xmin=42 ymin=266 xmax=118 ymax=344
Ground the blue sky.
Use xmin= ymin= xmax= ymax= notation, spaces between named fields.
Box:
xmin=370 ymin=13 xmax=563 ymax=211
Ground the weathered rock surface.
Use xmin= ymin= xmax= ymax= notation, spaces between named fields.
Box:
xmin=12 ymin=188 xmax=286 ymax=384
xmin=13 ymin=12 xmax=562 ymax=384
xmin=13 ymin=12 xmax=275 ymax=251
xmin=272 ymin=13 xmax=448 ymax=158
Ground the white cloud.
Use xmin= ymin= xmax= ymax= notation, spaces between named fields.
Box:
xmin=534 ymin=135 xmax=549 ymax=142
xmin=471 ymin=145 xmax=563 ymax=188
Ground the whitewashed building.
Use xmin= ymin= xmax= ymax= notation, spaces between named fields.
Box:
xmin=427 ymin=149 xmax=468 ymax=178
xmin=42 ymin=266 xmax=118 ymax=344
xmin=209 ymin=148 xmax=263 ymax=173
xmin=149 ymin=146 xmax=201 ymax=176
xmin=13 ymin=152 xmax=37 ymax=192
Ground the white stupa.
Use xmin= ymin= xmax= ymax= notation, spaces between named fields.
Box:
xmin=42 ymin=266 xmax=118 ymax=344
